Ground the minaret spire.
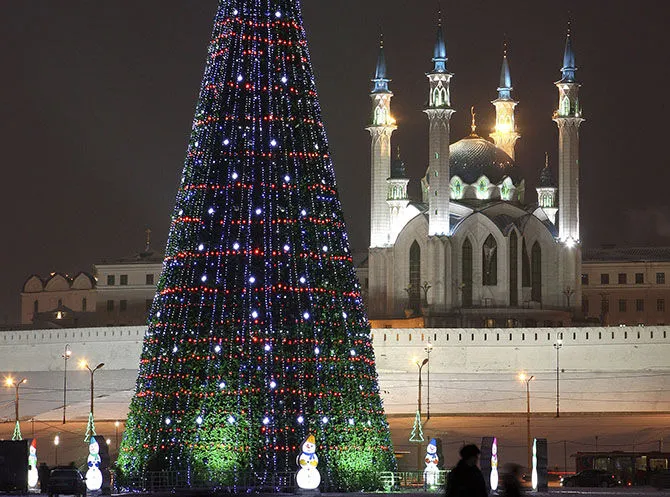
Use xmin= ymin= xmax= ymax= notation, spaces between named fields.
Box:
xmin=424 ymin=8 xmax=455 ymax=236
xmin=367 ymin=32 xmax=396 ymax=247
xmin=490 ymin=40 xmax=520 ymax=159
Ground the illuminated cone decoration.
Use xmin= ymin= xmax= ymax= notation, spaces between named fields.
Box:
xmin=118 ymin=0 xmax=395 ymax=489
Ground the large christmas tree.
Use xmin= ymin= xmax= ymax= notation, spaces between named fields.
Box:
xmin=118 ymin=0 xmax=395 ymax=490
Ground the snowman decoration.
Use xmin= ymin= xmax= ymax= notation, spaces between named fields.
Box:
xmin=423 ymin=438 xmax=440 ymax=487
xmin=296 ymin=434 xmax=321 ymax=491
xmin=86 ymin=437 xmax=103 ymax=491
xmin=27 ymin=439 xmax=38 ymax=489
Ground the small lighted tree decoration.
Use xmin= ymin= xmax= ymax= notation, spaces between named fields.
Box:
xmin=409 ymin=410 xmax=424 ymax=443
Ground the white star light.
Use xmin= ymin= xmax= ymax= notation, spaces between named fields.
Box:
xmin=303 ymin=312 xmax=310 ymax=319
xmin=300 ymin=276 xmax=306 ymax=284
xmin=251 ymin=311 xmax=259 ymax=319
xmin=201 ymin=275 xmax=207 ymax=282
xmin=269 ymin=380 xmax=277 ymax=389
xmin=263 ymin=417 xmax=270 ymax=425
xmin=198 ymin=244 xmax=204 ymax=251
xmin=228 ymin=415 xmax=235 ymax=424
xmin=249 ymin=276 xmax=256 ymax=283
xmin=214 ymin=345 xmax=221 ymax=353
xmin=322 ymin=416 xmax=329 ymax=424
xmin=196 ymin=416 xmax=203 ymax=425
xmin=264 ymin=343 xmax=271 ymax=352
xmin=165 ymin=418 xmax=171 ymax=425
xmin=281 ymin=76 xmax=288 ymax=84
xmin=233 ymin=242 xmax=240 ymax=250
xmin=223 ymin=139 xmax=230 ymax=146
xmin=219 ymin=382 xmax=226 ymax=389
xmin=231 ymin=171 xmax=238 ymax=179
xmin=270 ymin=139 xmax=277 ymax=147
xmin=297 ymin=415 xmax=304 ymax=424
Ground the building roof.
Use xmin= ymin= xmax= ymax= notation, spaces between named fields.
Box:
xmin=583 ymin=246 xmax=670 ymax=263
xmin=97 ymin=249 xmax=164 ymax=266
xmin=449 ymin=136 xmax=518 ymax=184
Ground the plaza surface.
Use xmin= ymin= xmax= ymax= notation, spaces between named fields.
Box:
xmin=2 ymin=412 xmax=669 ymax=472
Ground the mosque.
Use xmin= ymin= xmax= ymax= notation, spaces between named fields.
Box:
xmin=365 ymin=22 xmax=584 ymax=327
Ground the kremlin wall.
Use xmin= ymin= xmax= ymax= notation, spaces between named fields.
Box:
xmin=1 ymin=324 xmax=668 ymax=422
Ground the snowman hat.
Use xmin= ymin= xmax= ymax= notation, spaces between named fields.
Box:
xmin=428 ymin=438 xmax=437 ymax=446
xmin=30 ymin=438 xmax=37 ymax=450
xmin=305 ymin=435 xmax=315 ymax=444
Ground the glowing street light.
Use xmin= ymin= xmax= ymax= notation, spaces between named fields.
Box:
xmin=518 ymin=372 xmax=535 ymax=471
xmin=80 ymin=361 xmax=104 ymax=441
xmin=54 ymin=434 xmax=60 ymax=466
xmin=6 ymin=377 xmax=27 ymax=440
xmin=62 ymin=344 xmax=72 ymax=424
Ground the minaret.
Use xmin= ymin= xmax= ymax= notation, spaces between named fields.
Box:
xmin=490 ymin=44 xmax=520 ymax=159
xmin=424 ymin=14 xmax=455 ymax=236
xmin=536 ymin=153 xmax=558 ymax=225
xmin=387 ymin=147 xmax=410 ymax=243
xmin=553 ymin=26 xmax=584 ymax=245
xmin=366 ymin=35 xmax=396 ymax=248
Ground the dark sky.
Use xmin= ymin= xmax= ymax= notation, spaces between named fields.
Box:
xmin=0 ymin=1 xmax=668 ymax=322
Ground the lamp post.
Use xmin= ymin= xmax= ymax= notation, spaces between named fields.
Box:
xmin=115 ymin=421 xmax=121 ymax=451
xmin=518 ymin=373 xmax=534 ymax=471
xmin=6 ymin=377 xmax=27 ymax=440
xmin=424 ymin=342 xmax=433 ymax=420
xmin=54 ymin=434 xmax=60 ymax=466
xmin=81 ymin=361 xmax=104 ymax=441
xmin=553 ymin=340 xmax=563 ymax=417
xmin=62 ymin=344 xmax=72 ymax=424
xmin=416 ymin=357 xmax=429 ymax=471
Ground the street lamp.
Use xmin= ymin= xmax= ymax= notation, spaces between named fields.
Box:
xmin=6 ymin=377 xmax=27 ymax=440
xmin=54 ymin=434 xmax=60 ymax=466
xmin=62 ymin=344 xmax=72 ymax=424
xmin=415 ymin=357 xmax=429 ymax=471
xmin=80 ymin=360 xmax=104 ymax=441
xmin=115 ymin=421 xmax=121 ymax=451
xmin=553 ymin=340 xmax=563 ymax=417
xmin=518 ymin=373 xmax=534 ymax=471
xmin=424 ymin=342 xmax=433 ymax=420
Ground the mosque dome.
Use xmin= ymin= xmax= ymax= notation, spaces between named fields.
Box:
xmin=449 ymin=135 xmax=518 ymax=184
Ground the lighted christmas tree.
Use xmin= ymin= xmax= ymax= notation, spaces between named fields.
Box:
xmin=117 ymin=0 xmax=395 ymax=490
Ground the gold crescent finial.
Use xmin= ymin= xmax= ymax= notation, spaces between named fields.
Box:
xmin=145 ymin=228 xmax=152 ymax=252
xmin=545 ymin=152 xmax=549 ymax=168
xmin=470 ymin=106 xmax=477 ymax=135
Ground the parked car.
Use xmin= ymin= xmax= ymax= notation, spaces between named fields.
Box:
xmin=560 ymin=469 xmax=620 ymax=487
xmin=47 ymin=468 xmax=86 ymax=497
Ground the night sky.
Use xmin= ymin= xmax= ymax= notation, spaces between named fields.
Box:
xmin=1 ymin=1 xmax=668 ymax=322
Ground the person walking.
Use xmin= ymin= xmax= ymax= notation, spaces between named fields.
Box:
xmin=501 ymin=463 xmax=523 ymax=497
xmin=444 ymin=444 xmax=488 ymax=497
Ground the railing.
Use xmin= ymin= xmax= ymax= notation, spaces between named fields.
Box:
xmin=117 ymin=469 xmax=449 ymax=493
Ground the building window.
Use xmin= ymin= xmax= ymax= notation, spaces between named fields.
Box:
xmin=482 ymin=234 xmax=498 ymax=286
xmin=33 ymin=300 xmax=38 ymax=314
xmin=107 ymin=275 xmax=115 ymax=286
xmin=581 ymin=274 xmax=589 ymax=285
xmin=57 ymin=299 xmax=62 ymax=307
xmin=120 ymin=274 xmax=128 ymax=286
xmin=657 ymin=272 xmax=665 ymax=284
xmin=409 ymin=241 xmax=421 ymax=313
xmin=531 ymin=242 xmax=542 ymax=302
xmin=619 ymin=299 xmax=627 ymax=313
xmin=106 ymin=300 xmax=114 ymax=312
xmin=82 ymin=298 xmax=87 ymax=312
xmin=120 ymin=300 xmax=128 ymax=312
xmin=657 ymin=299 xmax=665 ymax=312
xmin=618 ymin=273 xmax=627 ymax=284
xmin=600 ymin=273 xmax=609 ymax=285
xmin=601 ymin=299 xmax=609 ymax=314
xmin=582 ymin=298 xmax=589 ymax=314
xmin=635 ymin=273 xmax=644 ymax=284
xmin=636 ymin=299 xmax=644 ymax=312
xmin=146 ymin=274 xmax=155 ymax=285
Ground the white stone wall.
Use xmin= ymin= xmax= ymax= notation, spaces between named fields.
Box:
xmin=1 ymin=325 xmax=669 ymax=421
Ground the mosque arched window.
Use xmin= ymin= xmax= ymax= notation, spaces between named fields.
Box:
xmin=374 ymin=105 xmax=387 ymax=126
xmin=462 ymin=238 xmax=473 ymax=307
xmin=409 ymin=241 xmax=421 ymax=312
xmin=531 ymin=241 xmax=542 ymax=302
xmin=433 ymin=85 xmax=448 ymax=107
xmin=482 ymin=235 xmax=498 ymax=286
xmin=522 ymin=240 xmax=531 ymax=287
xmin=509 ymin=231 xmax=518 ymax=306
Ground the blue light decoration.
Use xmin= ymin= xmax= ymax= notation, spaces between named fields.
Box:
xmin=117 ymin=0 xmax=395 ymax=491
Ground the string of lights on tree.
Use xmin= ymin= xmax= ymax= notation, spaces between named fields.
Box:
xmin=117 ymin=0 xmax=395 ymax=490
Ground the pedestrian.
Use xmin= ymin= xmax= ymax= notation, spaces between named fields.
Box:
xmin=38 ymin=462 xmax=50 ymax=493
xmin=444 ymin=444 xmax=488 ymax=497
xmin=501 ymin=463 xmax=523 ymax=497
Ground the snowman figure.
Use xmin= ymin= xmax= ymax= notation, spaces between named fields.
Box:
xmin=296 ymin=434 xmax=321 ymax=491
xmin=27 ymin=439 xmax=38 ymax=489
xmin=86 ymin=437 xmax=103 ymax=491
xmin=423 ymin=438 xmax=439 ymax=487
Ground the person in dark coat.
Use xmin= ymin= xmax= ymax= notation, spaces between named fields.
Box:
xmin=38 ymin=462 xmax=50 ymax=492
xmin=501 ymin=463 xmax=523 ymax=497
xmin=444 ymin=444 xmax=488 ymax=497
